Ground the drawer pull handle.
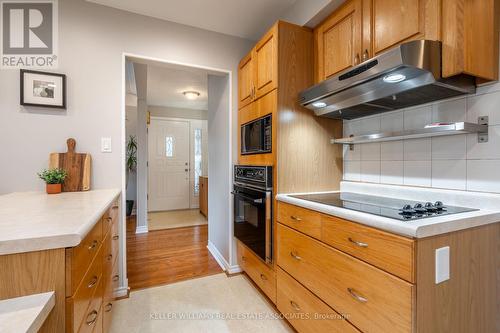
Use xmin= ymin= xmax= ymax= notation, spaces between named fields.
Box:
xmin=260 ymin=274 xmax=267 ymax=281
xmin=104 ymin=302 xmax=113 ymax=312
xmin=290 ymin=216 xmax=302 ymax=222
xmin=88 ymin=276 xmax=98 ymax=288
xmin=88 ymin=240 xmax=98 ymax=251
xmin=347 ymin=288 xmax=368 ymax=303
xmin=241 ymin=256 xmax=246 ymax=262
xmin=86 ymin=310 xmax=98 ymax=325
xmin=290 ymin=251 xmax=302 ymax=261
xmin=112 ymin=235 xmax=119 ymax=240
xmin=348 ymin=238 xmax=368 ymax=248
xmin=112 ymin=205 xmax=119 ymax=209
xmin=290 ymin=300 xmax=301 ymax=311
xmin=107 ymin=254 xmax=113 ymax=261
xmin=107 ymin=217 xmax=112 ymax=222
xmin=113 ymin=274 xmax=119 ymax=282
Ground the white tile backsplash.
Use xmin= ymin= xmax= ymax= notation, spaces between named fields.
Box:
xmin=343 ymin=89 xmax=500 ymax=193
xmin=404 ymin=161 xmax=432 ymax=187
xmin=380 ymin=161 xmax=404 ymax=185
xmin=432 ymin=160 xmax=467 ymax=190
xmin=467 ymin=160 xmax=500 ymax=192
xmin=404 ymin=138 xmax=431 ymax=161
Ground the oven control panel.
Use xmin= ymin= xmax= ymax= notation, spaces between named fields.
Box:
xmin=234 ymin=165 xmax=272 ymax=189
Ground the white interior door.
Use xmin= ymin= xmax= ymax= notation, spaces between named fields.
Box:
xmin=148 ymin=118 xmax=190 ymax=212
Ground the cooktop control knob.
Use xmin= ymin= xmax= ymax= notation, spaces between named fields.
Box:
xmin=425 ymin=202 xmax=436 ymax=211
xmin=414 ymin=203 xmax=427 ymax=213
xmin=402 ymin=204 xmax=413 ymax=214
xmin=434 ymin=201 xmax=444 ymax=210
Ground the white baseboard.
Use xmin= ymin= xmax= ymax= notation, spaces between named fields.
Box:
xmin=207 ymin=241 xmax=242 ymax=274
xmin=135 ymin=225 xmax=148 ymax=234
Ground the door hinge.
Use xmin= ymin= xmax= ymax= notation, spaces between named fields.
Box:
xmin=147 ymin=161 xmax=149 ymax=167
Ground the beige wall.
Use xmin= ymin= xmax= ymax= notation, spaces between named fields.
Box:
xmin=0 ymin=0 xmax=253 ymax=194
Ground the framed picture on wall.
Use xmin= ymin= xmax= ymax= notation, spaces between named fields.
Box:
xmin=20 ymin=70 xmax=66 ymax=109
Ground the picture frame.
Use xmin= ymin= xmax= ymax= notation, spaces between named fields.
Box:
xmin=20 ymin=70 xmax=66 ymax=109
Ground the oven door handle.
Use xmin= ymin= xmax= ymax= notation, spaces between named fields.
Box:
xmin=231 ymin=191 xmax=263 ymax=204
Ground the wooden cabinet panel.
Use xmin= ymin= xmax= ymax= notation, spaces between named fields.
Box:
xmin=373 ymin=0 xmax=420 ymax=53
xmin=237 ymin=241 xmax=276 ymax=303
xmin=277 ymin=224 xmax=413 ymax=333
xmin=254 ymin=25 xmax=278 ymax=99
xmin=321 ymin=214 xmax=415 ymax=282
xmin=238 ymin=52 xmax=254 ymax=110
xmin=276 ymin=267 xmax=360 ymax=333
xmin=314 ymin=0 xmax=362 ymax=82
xmin=277 ymin=202 xmax=322 ymax=240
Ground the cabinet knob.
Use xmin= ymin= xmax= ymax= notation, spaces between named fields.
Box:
xmin=290 ymin=300 xmax=301 ymax=311
xmin=354 ymin=53 xmax=360 ymax=65
xmin=112 ymin=235 xmax=119 ymax=240
xmin=347 ymin=288 xmax=368 ymax=303
xmin=362 ymin=49 xmax=369 ymax=61
xmin=88 ymin=276 xmax=98 ymax=288
xmin=107 ymin=254 xmax=113 ymax=261
xmin=87 ymin=240 xmax=98 ymax=251
xmin=260 ymin=273 xmax=267 ymax=281
xmin=104 ymin=302 xmax=113 ymax=312
xmin=290 ymin=251 xmax=302 ymax=261
xmin=348 ymin=237 xmax=368 ymax=248
xmin=113 ymin=274 xmax=119 ymax=282
xmin=290 ymin=215 xmax=302 ymax=222
xmin=86 ymin=310 xmax=98 ymax=326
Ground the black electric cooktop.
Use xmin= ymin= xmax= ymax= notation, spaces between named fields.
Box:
xmin=290 ymin=192 xmax=477 ymax=221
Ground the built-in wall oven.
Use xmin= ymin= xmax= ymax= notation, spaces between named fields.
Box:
xmin=240 ymin=114 xmax=272 ymax=155
xmin=232 ymin=165 xmax=273 ymax=264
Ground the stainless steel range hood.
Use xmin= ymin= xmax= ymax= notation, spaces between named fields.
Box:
xmin=299 ymin=40 xmax=476 ymax=120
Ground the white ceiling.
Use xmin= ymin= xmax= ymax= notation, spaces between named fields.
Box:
xmin=146 ymin=64 xmax=208 ymax=110
xmin=87 ymin=0 xmax=297 ymax=40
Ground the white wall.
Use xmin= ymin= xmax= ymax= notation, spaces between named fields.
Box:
xmin=207 ymin=74 xmax=233 ymax=265
xmin=148 ymin=105 xmax=207 ymax=120
xmin=0 ymin=0 xmax=252 ymax=194
xmin=343 ymin=82 xmax=500 ymax=194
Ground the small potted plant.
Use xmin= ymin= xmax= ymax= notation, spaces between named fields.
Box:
xmin=38 ymin=168 xmax=67 ymax=194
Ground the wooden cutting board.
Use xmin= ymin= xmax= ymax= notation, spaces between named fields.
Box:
xmin=49 ymin=138 xmax=91 ymax=192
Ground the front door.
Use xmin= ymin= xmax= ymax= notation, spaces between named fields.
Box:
xmin=148 ymin=118 xmax=190 ymax=211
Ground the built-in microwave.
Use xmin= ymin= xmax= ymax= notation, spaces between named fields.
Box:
xmin=241 ymin=114 xmax=272 ymax=155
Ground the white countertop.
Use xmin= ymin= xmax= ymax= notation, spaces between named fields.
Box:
xmin=0 ymin=189 xmax=121 ymax=255
xmin=0 ymin=292 xmax=55 ymax=333
xmin=277 ymin=182 xmax=500 ymax=238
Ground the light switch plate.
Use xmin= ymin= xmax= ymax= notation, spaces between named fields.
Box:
xmin=101 ymin=137 xmax=112 ymax=153
xmin=435 ymin=246 xmax=450 ymax=284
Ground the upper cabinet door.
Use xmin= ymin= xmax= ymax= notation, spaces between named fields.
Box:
xmin=372 ymin=0 xmax=440 ymax=54
xmin=254 ymin=25 xmax=278 ymax=99
xmin=238 ymin=51 xmax=254 ymax=110
xmin=314 ymin=0 xmax=362 ymax=83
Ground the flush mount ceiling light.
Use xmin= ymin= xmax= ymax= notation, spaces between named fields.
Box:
xmin=312 ymin=101 xmax=327 ymax=108
xmin=383 ymin=73 xmax=406 ymax=83
xmin=182 ymin=91 xmax=200 ymax=100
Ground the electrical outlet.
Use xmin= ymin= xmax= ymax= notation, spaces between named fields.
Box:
xmin=435 ymin=246 xmax=450 ymax=284
xmin=101 ymin=137 xmax=112 ymax=153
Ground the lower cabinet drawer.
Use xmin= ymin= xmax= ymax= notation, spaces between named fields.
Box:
xmin=276 ymin=267 xmax=360 ymax=333
xmin=78 ymin=278 xmax=104 ymax=333
xmin=67 ymin=246 xmax=104 ymax=333
xmin=237 ymin=241 xmax=276 ymax=304
xmin=277 ymin=202 xmax=322 ymax=239
xmin=277 ymin=223 xmax=414 ymax=333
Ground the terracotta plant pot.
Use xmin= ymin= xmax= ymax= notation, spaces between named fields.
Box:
xmin=46 ymin=183 xmax=62 ymax=194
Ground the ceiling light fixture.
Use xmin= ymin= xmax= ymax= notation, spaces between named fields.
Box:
xmin=383 ymin=73 xmax=406 ymax=83
xmin=182 ymin=91 xmax=200 ymax=100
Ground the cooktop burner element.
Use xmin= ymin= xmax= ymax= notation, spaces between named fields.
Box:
xmin=289 ymin=192 xmax=477 ymax=221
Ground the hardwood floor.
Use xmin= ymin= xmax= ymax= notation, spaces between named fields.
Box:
xmin=126 ymin=216 xmax=223 ymax=290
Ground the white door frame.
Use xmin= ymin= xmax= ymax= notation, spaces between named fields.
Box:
xmin=120 ymin=53 xmax=234 ymax=296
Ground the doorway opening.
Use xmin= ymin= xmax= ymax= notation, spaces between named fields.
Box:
xmin=123 ymin=55 xmax=230 ymax=290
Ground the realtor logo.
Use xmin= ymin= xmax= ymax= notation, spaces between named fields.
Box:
xmin=1 ymin=0 xmax=58 ymax=69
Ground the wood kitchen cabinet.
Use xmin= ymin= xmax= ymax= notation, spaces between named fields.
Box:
xmin=314 ymin=0 xmax=363 ymax=82
xmin=237 ymin=25 xmax=278 ymax=109
xmin=199 ymin=176 xmax=208 ymax=217
xmin=314 ymin=0 xmax=499 ymax=83
xmin=276 ymin=201 xmax=500 ymax=333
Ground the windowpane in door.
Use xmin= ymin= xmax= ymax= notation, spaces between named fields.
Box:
xmin=194 ymin=128 xmax=202 ymax=195
xmin=166 ymin=136 xmax=174 ymax=157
